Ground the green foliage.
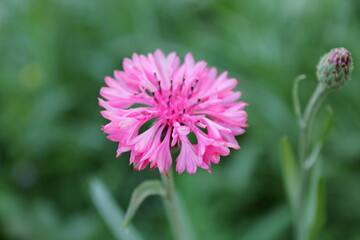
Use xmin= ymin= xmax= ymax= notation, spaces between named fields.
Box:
xmin=304 ymin=161 xmax=326 ymax=240
xmin=89 ymin=178 xmax=142 ymax=240
xmin=1 ymin=0 xmax=360 ymax=239
xmin=123 ymin=180 xmax=165 ymax=227
xmin=241 ymin=205 xmax=291 ymax=240
xmin=280 ymin=136 xmax=299 ymax=212
xmin=292 ymin=74 xmax=306 ymax=126
xmin=305 ymin=107 xmax=334 ymax=169
xmin=320 ymin=106 xmax=334 ymax=145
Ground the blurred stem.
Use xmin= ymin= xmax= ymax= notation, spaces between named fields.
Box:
xmin=299 ymin=83 xmax=329 ymax=163
xmin=296 ymin=83 xmax=329 ymax=240
xmin=161 ymin=169 xmax=186 ymax=240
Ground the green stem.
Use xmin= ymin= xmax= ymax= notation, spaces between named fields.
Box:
xmin=161 ymin=169 xmax=186 ymax=240
xmin=296 ymin=83 xmax=330 ymax=240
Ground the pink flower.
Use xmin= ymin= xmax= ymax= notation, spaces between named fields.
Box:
xmin=99 ymin=50 xmax=248 ymax=175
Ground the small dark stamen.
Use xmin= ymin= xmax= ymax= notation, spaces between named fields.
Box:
xmin=167 ymin=94 xmax=172 ymax=106
xmin=180 ymin=76 xmax=186 ymax=90
xmin=170 ymin=79 xmax=173 ymax=91
xmin=157 ymin=80 xmax=162 ymax=94
xmin=190 ymin=98 xmax=201 ymax=108
xmin=188 ymin=86 xmax=195 ymax=98
xmin=151 ymin=92 xmax=159 ymax=103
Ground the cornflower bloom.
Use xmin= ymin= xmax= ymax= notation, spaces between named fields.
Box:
xmin=99 ymin=50 xmax=247 ymax=174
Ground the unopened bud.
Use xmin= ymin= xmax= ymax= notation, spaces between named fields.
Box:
xmin=316 ymin=48 xmax=353 ymax=88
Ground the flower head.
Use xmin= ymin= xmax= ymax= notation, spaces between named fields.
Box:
xmin=99 ymin=50 xmax=248 ymax=174
xmin=317 ymin=47 xmax=353 ymax=88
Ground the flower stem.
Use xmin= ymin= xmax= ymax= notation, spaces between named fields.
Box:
xmin=161 ymin=169 xmax=187 ymax=240
xmin=296 ymin=83 xmax=329 ymax=240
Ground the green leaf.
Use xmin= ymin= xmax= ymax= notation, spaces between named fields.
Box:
xmin=175 ymin=192 xmax=197 ymax=240
xmin=321 ymin=105 xmax=334 ymax=144
xmin=242 ymin=205 xmax=291 ymax=240
xmin=304 ymin=143 xmax=321 ymax=170
xmin=305 ymin=106 xmax=334 ymax=169
xmin=304 ymin=160 xmax=326 ymax=240
xmin=123 ymin=180 xmax=166 ymax=227
xmin=279 ymin=136 xmax=299 ymax=212
xmin=292 ymin=74 xmax=306 ymax=126
xmin=89 ymin=178 xmax=142 ymax=240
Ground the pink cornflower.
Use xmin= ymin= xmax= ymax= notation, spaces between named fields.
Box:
xmin=99 ymin=50 xmax=248 ymax=175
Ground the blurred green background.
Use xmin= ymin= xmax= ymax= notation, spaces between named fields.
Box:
xmin=1 ymin=0 xmax=360 ymax=239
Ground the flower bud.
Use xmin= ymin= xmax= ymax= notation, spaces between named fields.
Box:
xmin=316 ymin=48 xmax=353 ymax=88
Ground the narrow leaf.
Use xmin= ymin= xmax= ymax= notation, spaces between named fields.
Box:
xmin=321 ymin=105 xmax=334 ymax=144
xmin=242 ymin=205 xmax=291 ymax=240
xmin=305 ymin=160 xmax=326 ymax=240
xmin=89 ymin=178 xmax=142 ymax=240
xmin=292 ymin=74 xmax=306 ymax=126
xmin=305 ymin=106 xmax=334 ymax=169
xmin=123 ymin=180 xmax=166 ymax=227
xmin=175 ymin=192 xmax=197 ymax=240
xmin=279 ymin=136 xmax=299 ymax=212
xmin=305 ymin=143 xmax=321 ymax=170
